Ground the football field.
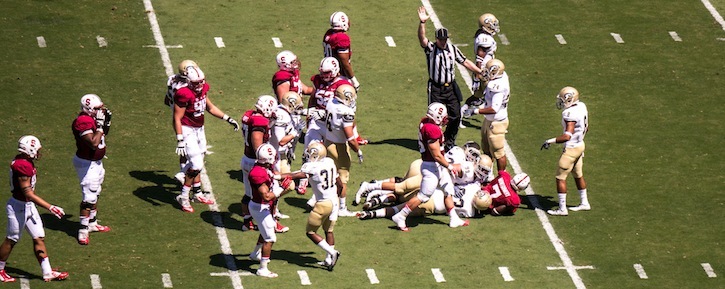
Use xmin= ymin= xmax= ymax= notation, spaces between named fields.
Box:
xmin=0 ymin=0 xmax=723 ymax=288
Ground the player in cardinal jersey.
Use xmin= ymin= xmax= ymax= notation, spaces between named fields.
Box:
xmin=166 ymin=60 xmax=199 ymax=183
xmin=72 ymin=94 xmax=112 ymax=245
xmin=272 ymin=51 xmax=313 ymax=167
xmin=324 ymin=11 xmax=360 ymax=90
xmin=173 ymin=66 xmax=240 ymax=213
xmin=482 ymin=170 xmax=529 ymax=216
xmin=541 ymin=86 xmax=590 ymax=216
xmin=0 ymin=136 xmax=68 ymax=283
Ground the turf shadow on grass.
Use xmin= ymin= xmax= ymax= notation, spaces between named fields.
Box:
xmin=518 ymin=193 xmax=559 ymax=211
xmin=4 ymin=267 xmax=41 ymax=281
xmin=367 ymin=138 xmax=418 ymax=151
xmin=42 ymin=213 xmax=78 ymax=238
xmin=460 ymin=118 xmax=482 ymax=130
xmin=391 ymin=216 xmax=447 ymax=230
xmin=129 ymin=170 xmax=179 ymax=207
xmin=283 ymin=196 xmax=311 ymax=211
xmin=226 ymin=169 xmax=243 ymax=183
xmin=199 ymin=210 xmax=244 ymax=231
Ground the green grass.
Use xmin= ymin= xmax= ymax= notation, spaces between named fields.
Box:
xmin=0 ymin=0 xmax=723 ymax=288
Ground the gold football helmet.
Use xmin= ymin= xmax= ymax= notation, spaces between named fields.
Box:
xmin=475 ymin=155 xmax=493 ymax=181
xmin=473 ymin=190 xmax=493 ymax=210
xmin=177 ymin=59 xmax=199 ymax=75
xmin=334 ymin=84 xmax=357 ymax=107
xmin=556 ymin=86 xmax=580 ymax=109
xmin=478 ymin=13 xmax=500 ymax=35
xmin=482 ymin=59 xmax=505 ymax=83
xmin=280 ymin=91 xmax=303 ymax=112
xmin=304 ymin=142 xmax=327 ymax=162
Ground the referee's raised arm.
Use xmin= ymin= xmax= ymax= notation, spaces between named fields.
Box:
xmin=417 ymin=6 xmax=430 ymax=47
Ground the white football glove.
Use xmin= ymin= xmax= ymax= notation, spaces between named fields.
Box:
xmin=472 ymin=79 xmax=481 ymax=92
xmin=176 ymin=140 xmax=186 ymax=156
xmin=49 ymin=205 xmax=65 ymax=219
xmin=95 ymin=109 xmax=106 ymax=128
xmin=350 ymin=76 xmax=361 ymax=91
xmin=461 ymin=104 xmax=473 ymax=118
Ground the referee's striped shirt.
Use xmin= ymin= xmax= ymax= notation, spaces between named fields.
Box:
xmin=424 ymin=40 xmax=467 ymax=85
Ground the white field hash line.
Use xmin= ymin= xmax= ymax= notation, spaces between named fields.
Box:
xmin=701 ymin=0 xmax=725 ymax=32
xmin=143 ymin=1 xmax=244 ymax=289
xmin=420 ymin=0 xmax=590 ymax=288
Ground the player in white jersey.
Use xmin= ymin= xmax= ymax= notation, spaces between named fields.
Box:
xmin=541 ymin=86 xmax=590 ymax=216
xmin=271 ymin=92 xmax=302 ymax=176
xmin=461 ymin=13 xmax=500 ymax=124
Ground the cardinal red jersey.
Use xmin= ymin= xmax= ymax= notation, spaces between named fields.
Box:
xmin=72 ymin=113 xmax=106 ymax=161
xmin=174 ymin=83 xmax=210 ymax=128
xmin=309 ymin=76 xmax=352 ymax=109
xmin=272 ymin=69 xmax=303 ymax=95
xmin=483 ymin=170 xmax=521 ymax=212
xmin=242 ymin=110 xmax=271 ymax=158
xmin=9 ymin=156 xmax=36 ymax=201
xmin=418 ymin=117 xmax=444 ymax=162
xmin=323 ymin=29 xmax=351 ymax=58
xmin=249 ymin=164 xmax=275 ymax=205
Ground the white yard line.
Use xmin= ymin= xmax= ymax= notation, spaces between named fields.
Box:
xmin=633 ymin=264 xmax=648 ymax=279
xmin=701 ymin=0 xmax=725 ymax=31
xmin=498 ymin=266 xmax=514 ymax=281
xmin=297 ymin=270 xmax=312 ymax=285
xmin=91 ymin=274 xmax=103 ymax=289
xmin=19 ymin=278 xmax=30 ymax=289
xmin=498 ymin=33 xmax=510 ymax=45
xmin=420 ymin=1 xmax=590 ymax=288
xmin=161 ymin=273 xmax=173 ymax=288
xmin=365 ymin=268 xmax=380 ymax=284
xmin=431 ymin=268 xmax=446 ymax=282
xmin=610 ymin=33 xmax=624 ymax=43
xmin=701 ymin=263 xmax=717 ymax=278
xmin=385 ymin=36 xmax=397 ymax=47
xmin=272 ymin=37 xmax=283 ymax=48
xmin=144 ymin=1 xmax=244 ymax=288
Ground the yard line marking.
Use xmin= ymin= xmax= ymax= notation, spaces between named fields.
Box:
xmin=91 ymin=274 xmax=103 ymax=289
xmin=555 ymin=34 xmax=567 ymax=44
xmin=633 ymin=264 xmax=648 ymax=279
xmin=19 ymin=278 xmax=29 ymax=289
xmin=210 ymin=271 xmax=255 ymax=277
xmin=297 ymin=270 xmax=312 ymax=285
xmin=385 ymin=36 xmax=397 ymax=47
xmin=96 ymin=35 xmax=108 ymax=47
xmin=498 ymin=33 xmax=510 ymax=45
xmin=272 ymin=37 xmax=283 ymax=48
xmin=36 ymin=36 xmax=46 ymax=48
xmin=701 ymin=0 xmax=725 ymax=32
xmin=214 ymin=37 xmax=225 ymax=48
xmin=423 ymin=0 xmax=590 ymax=288
xmin=366 ymin=268 xmax=380 ymax=284
xmin=162 ymin=273 xmax=173 ymax=288
xmin=142 ymin=44 xmax=183 ymax=48
xmin=668 ymin=31 xmax=682 ymax=42
xmin=431 ymin=268 xmax=446 ymax=283
xmin=548 ymin=265 xmax=595 ymax=270
xmin=701 ymin=263 xmax=717 ymax=278
xmin=718 ymin=37 xmax=725 ymax=41
xmin=610 ymin=33 xmax=624 ymax=43
xmin=146 ymin=1 xmax=243 ymax=288
xmin=499 ymin=266 xmax=514 ymax=281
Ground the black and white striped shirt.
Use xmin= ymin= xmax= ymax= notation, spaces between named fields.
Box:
xmin=424 ymin=40 xmax=467 ymax=85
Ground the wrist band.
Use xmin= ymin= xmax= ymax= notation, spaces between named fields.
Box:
xmin=222 ymin=114 xmax=230 ymax=121
xmin=176 ymin=134 xmax=184 ymax=141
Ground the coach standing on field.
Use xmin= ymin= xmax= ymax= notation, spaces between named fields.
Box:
xmin=418 ymin=6 xmax=482 ymax=150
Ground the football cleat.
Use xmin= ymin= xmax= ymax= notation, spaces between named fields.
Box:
xmin=0 ymin=269 xmax=16 ymax=282
xmin=242 ymin=218 xmax=256 ymax=231
xmin=78 ymin=229 xmax=89 ymax=245
xmin=547 ymin=208 xmax=569 ymax=216
xmin=88 ymin=223 xmax=111 ymax=233
xmin=391 ymin=213 xmax=409 ymax=232
xmin=192 ymin=193 xmax=215 ymax=205
xmin=275 ymin=221 xmax=289 ymax=233
xmin=176 ymin=195 xmax=194 ymax=213
xmin=356 ymin=211 xmax=374 ymax=220
xmin=274 ymin=211 xmax=290 ymax=219
xmin=43 ymin=270 xmax=68 ymax=282
xmin=327 ymin=251 xmax=341 ymax=271
xmin=337 ymin=208 xmax=357 ymax=217
xmin=255 ymin=268 xmax=278 ymax=278
xmin=569 ymin=204 xmax=591 ymax=211
xmin=353 ymin=182 xmax=371 ymax=206
xmin=449 ymin=219 xmax=470 ymax=228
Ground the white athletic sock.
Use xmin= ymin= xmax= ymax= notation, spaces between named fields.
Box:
xmin=400 ymin=205 xmax=411 ymax=217
xmin=369 ymin=182 xmax=382 ymax=191
xmin=0 ymin=261 xmax=6 ymax=270
xmin=181 ymin=185 xmax=191 ymax=198
xmin=39 ymin=257 xmax=51 ymax=275
xmin=316 ymin=240 xmax=336 ymax=256
xmin=79 ymin=216 xmax=90 ymax=228
xmin=578 ymin=189 xmax=589 ymax=205
xmin=260 ymin=257 xmax=270 ymax=270
xmin=339 ymin=197 xmax=347 ymax=210
xmin=558 ymin=193 xmax=567 ymax=210
xmin=373 ymin=208 xmax=386 ymax=218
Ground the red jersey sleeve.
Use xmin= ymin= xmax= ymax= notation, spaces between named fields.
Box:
xmin=174 ymin=87 xmax=195 ymax=108
xmin=332 ymin=33 xmax=351 ymax=52
xmin=73 ymin=114 xmax=96 ymax=135
xmin=11 ymin=159 xmax=34 ymax=177
xmin=248 ymin=166 xmax=271 ymax=186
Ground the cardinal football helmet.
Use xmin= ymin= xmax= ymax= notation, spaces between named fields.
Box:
xmin=478 ymin=13 xmax=500 ymax=35
xmin=556 ymin=86 xmax=580 ymax=110
xmin=80 ymin=94 xmax=103 ymax=115
xmin=304 ymin=141 xmax=327 ymax=162
xmin=330 ymin=11 xmax=350 ymax=31
xmin=186 ymin=66 xmax=206 ymax=93
xmin=280 ymin=91 xmax=303 ymax=112
xmin=426 ymin=102 xmax=448 ymax=125
xmin=334 ymin=84 xmax=357 ymax=108
xmin=473 ymin=190 xmax=493 ymax=210
xmin=482 ymin=59 xmax=505 ymax=83
xmin=510 ymin=173 xmax=530 ymax=191
xmin=256 ymin=143 xmax=277 ymax=165
xmin=18 ymin=135 xmax=42 ymax=159
xmin=475 ymin=155 xmax=493 ymax=181
xmin=276 ymin=50 xmax=299 ymax=71
xmin=319 ymin=57 xmax=340 ymax=82
xmin=255 ymin=95 xmax=278 ymax=118
xmin=463 ymin=141 xmax=482 ymax=163
xmin=177 ymin=59 xmax=199 ymax=75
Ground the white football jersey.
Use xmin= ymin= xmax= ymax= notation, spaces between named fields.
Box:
xmin=561 ymin=102 xmax=588 ymax=148
xmin=166 ymin=74 xmax=188 ymax=107
xmin=474 ymin=32 xmax=497 ymax=67
xmin=445 ymin=146 xmax=467 ymax=164
xmin=270 ymin=106 xmax=296 ymax=153
xmin=324 ymin=98 xmax=355 ymax=143
xmin=452 ymin=183 xmax=480 ymax=218
xmin=301 ymin=157 xmax=339 ymax=201
xmin=452 ymin=161 xmax=477 ymax=186
xmin=483 ymin=72 xmax=510 ymax=121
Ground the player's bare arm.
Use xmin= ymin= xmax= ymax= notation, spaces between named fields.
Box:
xmin=428 ymin=139 xmax=460 ymax=175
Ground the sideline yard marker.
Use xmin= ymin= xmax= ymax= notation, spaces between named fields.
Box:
xmin=297 ymin=270 xmax=311 ymax=285
xmin=499 ymin=267 xmax=514 ymax=281
xmin=633 ymin=264 xmax=648 ymax=279
xmin=91 ymin=274 xmax=103 ymax=289
xmin=611 ymin=33 xmax=624 ymax=43
xmin=162 ymin=273 xmax=173 ymax=288
xmin=366 ymin=268 xmax=380 ymax=284
xmin=37 ymin=36 xmax=47 ymax=48
xmin=96 ymin=35 xmax=108 ymax=47
xmin=701 ymin=263 xmax=717 ymax=278
xmin=431 ymin=268 xmax=446 ymax=283
xmin=668 ymin=31 xmax=682 ymax=42
xmin=555 ymin=34 xmax=567 ymax=45
xmin=272 ymin=37 xmax=283 ymax=48
xmin=385 ymin=36 xmax=396 ymax=47
xmin=214 ymin=37 xmax=225 ymax=48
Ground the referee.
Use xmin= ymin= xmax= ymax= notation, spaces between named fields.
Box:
xmin=418 ymin=6 xmax=482 ymax=150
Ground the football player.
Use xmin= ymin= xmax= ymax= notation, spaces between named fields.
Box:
xmin=482 ymin=170 xmax=529 ymax=216
xmin=72 ymin=94 xmax=113 ymax=245
xmin=269 ymin=92 xmax=302 ymax=220
xmin=541 ymin=87 xmax=590 ymax=216
xmin=166 ymin=60 xmax=199 ymax=183
xmin=466 ymin=59 xmax=510 ymax=172
xmin=173 ymin=67 xmax=240 ymax=213
xmin=272 ymin=51 xmax=313 ymax=167
xmin=0 ymin=136 xmax=68 ymax=282
xmin=462 ymin=14 xmax=500 ymax=121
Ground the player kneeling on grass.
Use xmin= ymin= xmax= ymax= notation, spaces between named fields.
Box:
xmin=0 ymin=136 xmax=68 ymax=283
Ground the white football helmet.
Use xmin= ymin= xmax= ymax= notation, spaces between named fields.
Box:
xmin=186 ymin=66 xmax=206 ymax=93
xmin=482 ymin=59 xmax=505 ymax=83
xmin=475 ymin=155 xmax=494 ymax=181
xmin=473 ymin=190 xmax=493 ymax=210
xmin=177 ymin=59 xmax=199 ymax=75
xmin=18 ymin=135 xmax=42 ymax=159
xmin=256 ymin=143 xmax=277 ymax=165
xmin=426 ymin=102 xmax=448 ymax=125
xmin=510 ymin=173 xmax=530 ymax=191
xmin=280 ymin=91 xmax=303 ymax=112
xmin=319 ymin=57 xmax=340 ymax=82
xmin=463 ymin=141 xmax=482 ymax=163
xmin=304 ymin=141 xmax=327 ymax=162
xmin=334 ymin=84 xmax=357 ymax=108
xmin=256 ymin=95 xmax=278 ymax=118
xmin=478 ymin=13 xmax=500 ymax=35
xmin=80 ymin=94 xmax=103 ymax=115
xmin=276 ymin=50 xmax=299 ymax=71
xmin=330 ymin=11 xmax=350 ymax=31
xmin=556 ymin=86 xmax=580 ymax=110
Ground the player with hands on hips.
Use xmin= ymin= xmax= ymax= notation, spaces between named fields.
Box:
xmin=0 ymin=136 xmax=69 ymax=282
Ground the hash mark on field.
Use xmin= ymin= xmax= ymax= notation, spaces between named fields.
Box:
xmin=499 ymin=267 xmax=514 ymax=281
xmin=162 ymin=273 xmax=173 ymax=288
xmin=214 ymin=37 xmax=225 ymax=48
xmin=610 ymin=33 xmax=624 ymax=43
xmin=272 ymin=37 xmax=283 ymax=48
xmin=297 ymin=270 xmax=311 ymax=285
xmin=633 ymin=264 xmax=648 ymax=279
xmin=431 ymin=268 xmax=446 ymax=282
xmin=555 ymin=34 xmax=567 ymax=44
xmin=366 ymin=268 xmax=380 ymax=284
xmin=701 ymin=263 xmax=717 ymax=278
xmin=385 ymin=36 xmax=396 ymax=47
xmin=142 ymin=44 xmax=183 ymax=48
xmin=548 ymin=265 xmax=595 ymax=270
xmin=91 ymin=274 xmax=103 ymax=288
xmin=498 ymin=33 xmax=510 ymax=45
xmin=19 ymin=278 xmax=29 ymax=289
xmin=36 ymin=36 xmax=46 ymax=48
xmin=210 ymin=271 xmax=254 ymax=277
xmin=96 ymin=35 xmax=108 ymax=47
xmin=668 ymin=31 xmax=682 ymax=42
